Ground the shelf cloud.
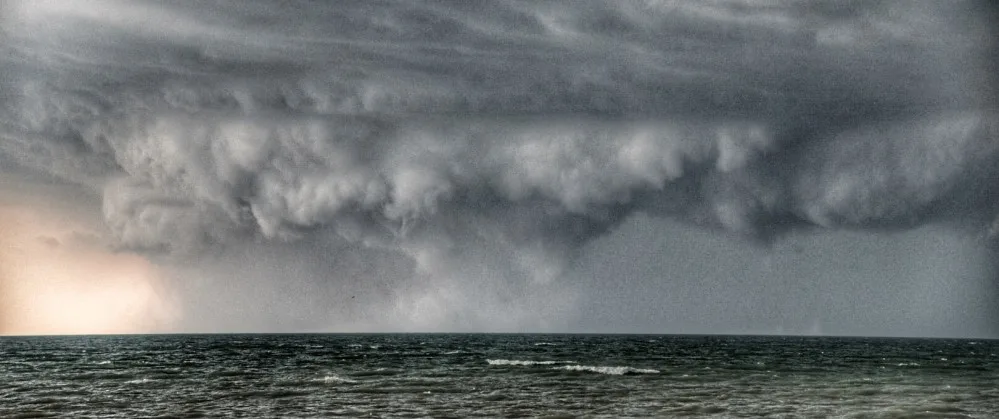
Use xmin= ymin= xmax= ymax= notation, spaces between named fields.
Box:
xmin=2 ymin=0 xmax=997 ymax=334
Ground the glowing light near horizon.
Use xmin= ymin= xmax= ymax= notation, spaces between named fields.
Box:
xmin=0 ymin=206 xmax=179 ymax=335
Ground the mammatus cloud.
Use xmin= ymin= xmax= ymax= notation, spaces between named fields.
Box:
xmin=1 ymin=0 xmax=997 ymax=332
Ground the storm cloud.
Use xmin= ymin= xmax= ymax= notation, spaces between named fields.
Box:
xmin=1 ymin=0 xmax=997 ymax=334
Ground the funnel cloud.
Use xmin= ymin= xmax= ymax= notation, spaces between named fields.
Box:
xmin=1 ymin=1 xmax=997 ymax=336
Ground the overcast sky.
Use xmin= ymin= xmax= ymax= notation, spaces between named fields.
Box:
xmin=1 ymin=0 xmax=997 ymax=337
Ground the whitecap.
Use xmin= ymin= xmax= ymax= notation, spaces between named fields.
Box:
xmin=552 ymin=365 xmax=660 ymax=375
xmin=534 ymin=342 xmax=557 ymax=346
xmin=125 ymin=378 xmax=153 ymax=384
xmin=486 ymin=359 xmax=576 ymax=366
xmin=319 ymin=374 xmax=358 ymax=384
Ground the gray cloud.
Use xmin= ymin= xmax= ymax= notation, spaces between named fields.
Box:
xmin=1 ymin=0 xmax=996 ymax=333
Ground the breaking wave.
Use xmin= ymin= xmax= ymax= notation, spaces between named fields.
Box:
xmin=318 ymin=374 xmax=358 ymax=384
xmin=486 ymin=359 xmax=576 ymax=366
xmin=553 ymin=365 xmax=660 ymax=375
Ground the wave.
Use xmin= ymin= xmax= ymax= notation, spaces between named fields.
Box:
xmin=553 ymin=365 xmax=660 ymax=375
xmin=350 ymin=368 xmax=402 ymax=377
xmin=486 ymin=359 xmax=576 ymax=366
xmin=319 ymin=374 xmax=358 ymax=384
xmin=125 ymin=378 xmax=154 ymax=385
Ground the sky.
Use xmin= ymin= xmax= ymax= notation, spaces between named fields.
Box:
xmin=0 ymin=0 xmax=997 ymax=337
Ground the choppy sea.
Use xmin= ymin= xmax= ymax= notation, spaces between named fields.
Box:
xmin=1 ymin=334 xmax=997 ymax=418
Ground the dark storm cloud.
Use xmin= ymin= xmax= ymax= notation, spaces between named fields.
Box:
xmin=1 ymin=0 xmax=997 ymax=330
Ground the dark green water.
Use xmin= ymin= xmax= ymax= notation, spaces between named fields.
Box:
xmin=1 ymin=334 xmax=997 ymax=418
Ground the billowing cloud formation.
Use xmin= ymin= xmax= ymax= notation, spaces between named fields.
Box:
xmin=1 ymin=1 xmax=997 ymax=331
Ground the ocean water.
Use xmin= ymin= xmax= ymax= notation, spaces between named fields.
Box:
xmin=1 ymin=334 xmax=997 ymax=418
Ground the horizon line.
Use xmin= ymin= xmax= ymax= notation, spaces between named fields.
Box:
xmin=1 ymin=331 xmax=996 ymax=341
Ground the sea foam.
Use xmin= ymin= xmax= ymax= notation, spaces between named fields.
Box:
xmin=320 ymin=375 xmax=358 ymax=384
xmin=486 ymin=359 xmax=576 ymax=366
xmin=553 ymin=365 xmax=660 ymax=375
